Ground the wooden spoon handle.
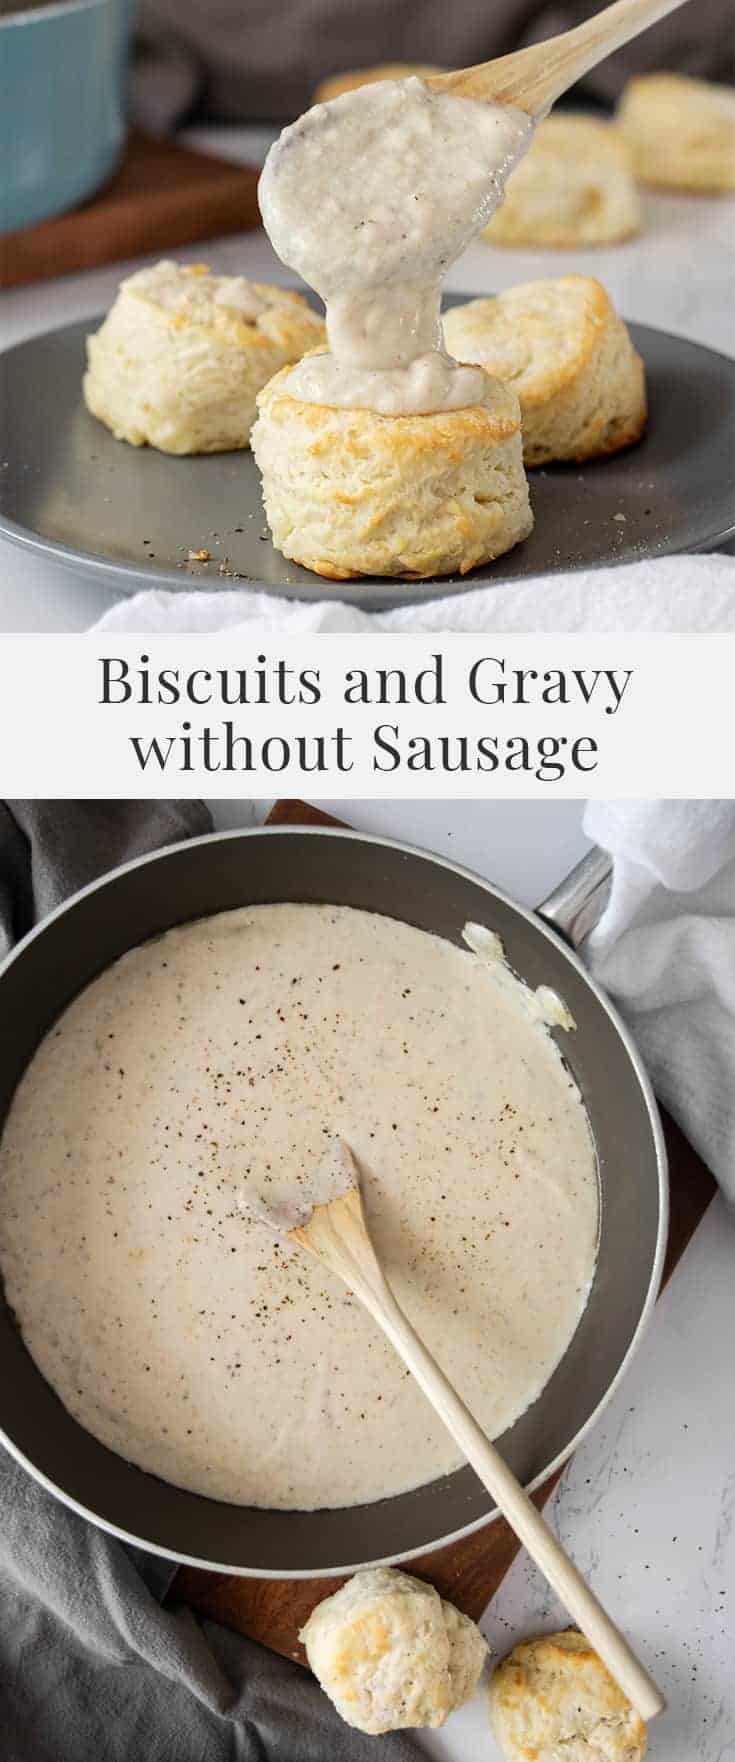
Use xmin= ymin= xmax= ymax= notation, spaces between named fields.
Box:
xmin=292 ymin=1178 xmax=664 ymax=1719
xmin=358 ymin=1270 xmax=665 ymax=1722
xmin=431 ymin=0 xmax=689 ymax=114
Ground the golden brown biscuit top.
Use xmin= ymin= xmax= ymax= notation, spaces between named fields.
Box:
xmin=490 ymin=1630 xmax=648 ymax=1762
xmin=118 ymin=261 xmax=323 ymax=348
xmin=443 ymin=278 xmax=618 ymax=407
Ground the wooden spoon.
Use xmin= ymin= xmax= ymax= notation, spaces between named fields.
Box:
xmin=264 ymin=1139 xmax=665 ymax=1724
xmin=427 ymin=0 xmax=690 ymax=117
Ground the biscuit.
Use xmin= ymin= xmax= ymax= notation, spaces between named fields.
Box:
xmin=251 ymin=366 xmax=532 ymax=579
xmin=489 ymin=1630 xmax=647 ymax=1762
xmin=83 ymin=260 xmax=325 ymax=454
xmin=300 ymin=1567 xmax=488 ymax=1735
xmin=443 ymin=277 xmax=646 ymax=466
xmin=313 ymin=63 xmax=442 ymax=104
xmin=483 ymin=115 xmax=641 ymax=247
xmin=617 ymin=73 xmax=735 ymax=192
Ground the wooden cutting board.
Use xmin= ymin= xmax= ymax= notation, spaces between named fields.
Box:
xmin=0 ymin=131 xmax=261 ymax=291
xmin=172 ymin=799 xmax=717 ymax=1660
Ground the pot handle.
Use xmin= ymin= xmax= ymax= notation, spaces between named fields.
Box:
xmin=536 ymin=845 xmax=613 ymax=949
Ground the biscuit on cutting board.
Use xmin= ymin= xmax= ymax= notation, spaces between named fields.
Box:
xmin=300 ymin=1566 xmax=488 ymax=1734
xmin=489 ymin=1630 xmax=647 ymax=1761
xmin=443 ymin=277 xmax=646 ymax=466
xmin=83 ymin=260 xmax=325 ymax=454
xmin=483 ymin=114 xmax=641 ymax=247
xmin=617 ymin=73 xmax=735 ymax=192
xmin=251 ymin=364 xmax=533 ymax=580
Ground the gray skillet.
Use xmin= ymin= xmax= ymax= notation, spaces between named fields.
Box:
xmin=0 ymin=829 xmax=667 ymax=1577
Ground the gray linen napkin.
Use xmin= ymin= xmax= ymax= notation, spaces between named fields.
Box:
xmin=0 ymin=802 xmax=423 ymax=1762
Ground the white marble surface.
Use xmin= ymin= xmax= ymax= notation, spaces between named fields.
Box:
xmin=1 ymin=125 xmax=733 ymax=631
xmin=210 ymin=797 xmax=735 ymax=1762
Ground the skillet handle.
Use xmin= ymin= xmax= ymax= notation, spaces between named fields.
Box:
xmin=536 ymin=845 xmax=613 ymax=949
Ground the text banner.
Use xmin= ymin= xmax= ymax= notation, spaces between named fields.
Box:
xmin=0 ymin=633 xmax=731 ymax=798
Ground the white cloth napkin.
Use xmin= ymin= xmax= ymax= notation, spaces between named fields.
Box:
xmin=583 ymin=801 xmax=735 ymax=1203
xmin=94 ymin=558 xmax=735 ymax=1200
xmin=94 ymin=553 xmax=735 ymax=636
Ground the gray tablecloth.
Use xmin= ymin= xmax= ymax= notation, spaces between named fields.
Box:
xmin=0 ymin=801 xmax=423 ymax=1762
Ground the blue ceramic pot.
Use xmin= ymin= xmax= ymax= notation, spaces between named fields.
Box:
xmin=1 ymin=0 xmax=132 ymax=234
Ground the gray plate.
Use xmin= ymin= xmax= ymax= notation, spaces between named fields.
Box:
xmin=1 ymin=303 xmax=734 ymax=612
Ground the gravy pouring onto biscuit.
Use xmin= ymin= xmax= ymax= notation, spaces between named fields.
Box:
xmin=258 ymin=76 xmax=533 ymax=416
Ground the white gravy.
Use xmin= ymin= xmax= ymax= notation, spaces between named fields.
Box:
xmin=0 ymin=904 xmax=598 ymax=1511
xmin=258 ymin=77 xmax=532 ymax=415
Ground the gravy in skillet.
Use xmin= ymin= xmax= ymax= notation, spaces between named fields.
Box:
xmin=0 ymin=904 xmax=598 ymax=1510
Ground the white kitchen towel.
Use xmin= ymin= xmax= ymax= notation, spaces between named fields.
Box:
xmin=582 ymin=800 xmax=735 ymax=1205
xmin=94 ymin=553 xmax=735 ymax=636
